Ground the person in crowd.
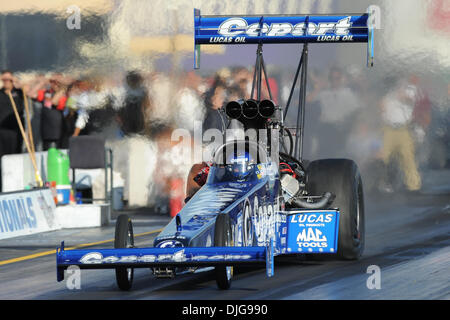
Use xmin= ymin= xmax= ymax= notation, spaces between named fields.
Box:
xmin=379 ymin=76 xmax=422 ymax=192
xmin=28 ymin=74 xmax=68 ymax=150
xmin=202 ymin=76 xmax=227 ymax=133
xmin=117 ymin=71 xmax=151 ymax=136
xmin=408 ymin=75 xmax=432 ymax=167
xmin=72 ymin=77 xmax=112 ymax=137
xmin=26 ymin=73 xmax=48 ymax=151
xmin=174 ymin=71 xmax=205 ymax=133
xmin=231 ymin=66 xmax=252 ymax=98
xmin=0 ymin=70 xmax=25 ymax=191
xmin=306 ymin=66 xmax=361 ymax=158
xmin=0 ymin=70 xmax=25 ymax=152
xmin=60 ymin=80 xmax=81 ymax=147
xmin=151 ymin=123 xmax=194 ymax=215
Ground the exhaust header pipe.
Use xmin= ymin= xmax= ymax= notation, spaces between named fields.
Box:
xmin=224 ymin=99 xmax=276 ymax=120
xmin=225 ymin=100 xmax=244 ymax=119
xmin=258 ymin=99 xmax=276 ymax=118
xmin=243 ymin=99 xmax=259 ymax=119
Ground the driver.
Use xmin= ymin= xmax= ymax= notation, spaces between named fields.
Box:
xmin=224 ymin=151 xmax=256 ymax=182
xmin=184 ymin=150 xmax=257 ymax=203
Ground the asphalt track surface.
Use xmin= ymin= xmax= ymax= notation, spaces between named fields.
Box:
xmin=0 ymin=170 xmax=448 ymax=300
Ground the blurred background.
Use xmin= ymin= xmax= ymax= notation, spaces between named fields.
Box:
xmin=0 ymin=0 xmax=448 ymax=213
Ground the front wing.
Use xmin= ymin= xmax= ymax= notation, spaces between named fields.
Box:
xmin=56 ymin=243 xmax=274 ymax=281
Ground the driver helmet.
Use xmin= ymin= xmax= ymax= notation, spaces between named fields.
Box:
xmin=225 ymin=150 xmax=256 ymax=180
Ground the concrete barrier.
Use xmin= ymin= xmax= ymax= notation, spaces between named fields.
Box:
xmin=55 ymin=204 xmax=109 ymax=229
xmin=0 ymin=188 xmax=59 ymax=240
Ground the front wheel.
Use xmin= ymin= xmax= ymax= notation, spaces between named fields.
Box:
xmin=307 ymin=159 xmax=365 ymax=260
xmin=214 ymin=214 xmax=234 ymax=290
xmin=114 ymin=214 xmax=135 ymax=290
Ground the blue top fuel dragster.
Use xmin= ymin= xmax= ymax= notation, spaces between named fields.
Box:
xmin=56 ymin=8 xmax=373 ymax=290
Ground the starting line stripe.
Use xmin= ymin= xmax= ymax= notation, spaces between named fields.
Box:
xmin=0 ymin=228 xmax=163 ymax=266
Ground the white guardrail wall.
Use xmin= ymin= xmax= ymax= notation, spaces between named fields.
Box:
xmin=0 ymin=188 xmax=59 ymax=240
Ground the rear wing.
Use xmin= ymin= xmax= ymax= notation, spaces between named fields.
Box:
xmin=193 ymin=9 xmax=374 ymax=68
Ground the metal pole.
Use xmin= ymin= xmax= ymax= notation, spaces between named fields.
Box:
xmin=298 ymin=44 xmax=308 ymax=161
xmin=250 ymin=51 xmax=258 ymax=99
xmin=293 ymin=44 xmax=308 ymax=160
xmin=256 ymin=44 xmax=263 ymax=101
xmin=104 ymin=148 xmax=108 ymax=205
xmin=23 ymin=92 xmax=35 ymax=155
xmin=261 ymin=55 xmax=273 ymax=101
xmin=109 ymin=149 xmax=114 ymax=223
xmin=283 ymin=50 xmax=304 ymax=119
xmin=72 ymin=168 xmax=76 ymax=201
xmin=293 ymin=59 xmax=303 ymax=159
xmin=250 ymin=42 xmax=266 ymax=101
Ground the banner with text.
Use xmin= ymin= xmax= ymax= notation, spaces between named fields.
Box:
xmin=0 ymin=188 xmax=59 ymax=240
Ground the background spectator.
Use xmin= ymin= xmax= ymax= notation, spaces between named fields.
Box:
xmin=379 ymin=77 xmax=422 ymax=192
xmin=72 ymin=77 xmax=110 ymax=137
xmin=0 ymin=70 xmax=25 ymax=191
xmin=202 ymin=76 xmax=227 ymax=133
xmin=60 ymin=81 xmax=81 ymax=148
xmin=31 ymin=74 xmax=68 ymax=150
xmin=117 ymin=71 xmax=151 ymax=136
xmin=174 ymin=71 xmax=205 ymax=133
xmin=306 ymin=66 xmax=361 ymax=158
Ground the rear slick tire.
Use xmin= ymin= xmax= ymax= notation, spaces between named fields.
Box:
xmin=306 ymin=159 xmax=365 ymax=260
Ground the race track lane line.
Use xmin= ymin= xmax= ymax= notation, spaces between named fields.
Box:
xmin=0 ymin=228 xmax=163 ymax=266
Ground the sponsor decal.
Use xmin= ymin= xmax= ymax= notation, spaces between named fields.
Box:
xmin=252 ymin=198 xmax=277 ymax=245
xmin=256 ymin=164 xmax=265 ymax=180
xmin=296 ymin=228 xmax=328 ymax=248
xmin=0 ymin=189 xmax=57 ymax=240
xmin=189 ymin=254 xmax=252 ymax=261
xmin=286 ymin=211 xmax=339 ymax=253
xmin=290 ymin=213 xmax=333 ymax=224
xmin=0 ymin=189 xmax=60 ymax=240
xmin=213 ymin=17 xmax=354 ymax=43
xmin=156 ymin=240 xmax=184 ymax=248
xmin=78 ymin=250 xmax=252 ymax=264
xmin=156 ymin=235 xmax=187 ymax=241
xmin=0 ymin=197 xmax=38 ymax=233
